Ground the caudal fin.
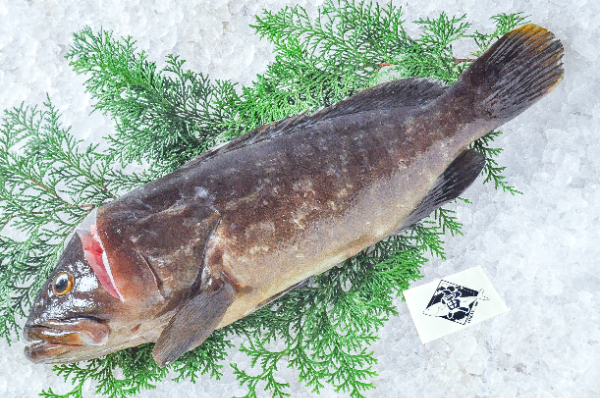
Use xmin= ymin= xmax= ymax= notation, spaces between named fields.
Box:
xmin=458 ymin=24 xmax=564 ymax=122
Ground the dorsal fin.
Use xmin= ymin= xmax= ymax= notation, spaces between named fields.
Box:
xmin=311 ymin=78 xmax=447 ymax=121
xmin=181 ymin=78 xmax=447 ymax=168
xmin=398 ymin=149 xmax=486 ymax=230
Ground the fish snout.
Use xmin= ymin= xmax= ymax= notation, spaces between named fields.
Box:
xmin=23 ymin=318 xmax=110 ymax=363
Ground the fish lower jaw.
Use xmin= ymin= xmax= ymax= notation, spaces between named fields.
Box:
xmin=24 ymin=340 xmax=83 ymax=364
xmin=24 ymin=325 xmax=88 ymax=363
xmin=23 ymin=318 xmax=112 ymax=364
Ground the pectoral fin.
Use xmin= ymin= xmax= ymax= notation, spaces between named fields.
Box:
xmin=152 ymin=280 xmax=236 ymax=367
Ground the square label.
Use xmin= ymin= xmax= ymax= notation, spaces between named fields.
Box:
xmin=404 ymin=266 xmax=509 ymax=344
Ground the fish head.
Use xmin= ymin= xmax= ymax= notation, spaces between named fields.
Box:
xmin=24 ymin=223 xmax=166 ymax=364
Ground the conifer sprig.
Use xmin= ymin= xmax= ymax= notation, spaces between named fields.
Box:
xmin=471 ymin=130 xmax=523 ymax=195
xmin=234 ymin=0 xmax=410 ymax=140
xmin=0 ymin=1 xmax=527 ymax=397
xmin=0 ymin=99 xmax=116 ymax=342
xmin=41 ymin=332 xmax=232 ymax=398
xmin=470 ymin=12 xmax=529 ymax=57
xmin=66 ymin=28 xmax=240 ymax=178
xmin=253 ymin=1 xmax=410 ymax=73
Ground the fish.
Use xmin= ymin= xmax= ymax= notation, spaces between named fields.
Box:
xmin=24 ymin=24 xmax=564 ymax=367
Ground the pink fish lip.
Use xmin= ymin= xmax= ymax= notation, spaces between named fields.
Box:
xmin=24 ymin=317 xmax=110 ymax=363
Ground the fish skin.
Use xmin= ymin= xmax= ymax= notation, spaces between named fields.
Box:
xmin=24 ymin=24 xmax=564 ymax=366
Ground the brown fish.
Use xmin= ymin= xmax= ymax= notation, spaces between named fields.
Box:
xmin=24 ymin=24 xmax=564 ymax=366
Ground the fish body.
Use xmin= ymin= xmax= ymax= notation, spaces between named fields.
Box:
xmin=24 ymin=25 xmax=564 ymax=366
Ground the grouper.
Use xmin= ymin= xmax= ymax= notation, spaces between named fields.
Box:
xmin=24 ymin=24 xmax=564 ymax=366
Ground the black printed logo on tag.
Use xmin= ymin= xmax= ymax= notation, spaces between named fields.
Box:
xmin=423 ymin=280 xmax=489 ymax=325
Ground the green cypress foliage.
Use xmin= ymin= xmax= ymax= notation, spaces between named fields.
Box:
xmin=0 ymin=1 xmax=527 ymax=397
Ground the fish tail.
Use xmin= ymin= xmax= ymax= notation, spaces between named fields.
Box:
xmin=456 ymin=24 xmax=564 ymax=124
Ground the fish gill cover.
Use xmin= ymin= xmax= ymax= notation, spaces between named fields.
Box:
xmin=0 ymin=1 xmax=529 ymax=397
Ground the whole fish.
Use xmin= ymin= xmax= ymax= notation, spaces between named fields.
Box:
xmin=24 ymin=24 xmax=563 ymax=366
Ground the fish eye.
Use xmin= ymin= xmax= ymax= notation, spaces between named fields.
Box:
xmin=52 ymin=272 xmax=74 ymax=296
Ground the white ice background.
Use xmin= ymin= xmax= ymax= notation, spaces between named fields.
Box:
xmin=0 ymin=0 xmax=598 ymax=397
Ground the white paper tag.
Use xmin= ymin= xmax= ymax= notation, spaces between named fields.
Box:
xmin=404 ymin=266 xmax=509 ymax=344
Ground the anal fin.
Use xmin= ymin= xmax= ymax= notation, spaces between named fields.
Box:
xmin=152 ymin=280 xmax=236 ymax=367
xmin=398 ymin=149 xmax=486 ymax=230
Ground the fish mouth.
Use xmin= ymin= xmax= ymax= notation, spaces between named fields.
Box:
xmin=24 ymin=317 xmax=110 ymax=364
